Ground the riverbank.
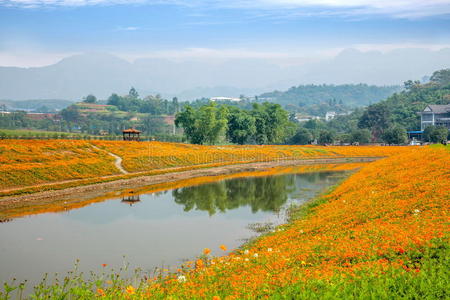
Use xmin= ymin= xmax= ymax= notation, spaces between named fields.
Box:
xmin=1 ymin=146 xmax=448 ymax=299
xmin=0 ymin=157 xmax=374 ymax=221
xmin=0 ymin=139 xmax=412 ymax=194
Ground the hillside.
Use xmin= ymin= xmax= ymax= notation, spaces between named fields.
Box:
xmin=259 ymin=84 xmax=401 ymax=115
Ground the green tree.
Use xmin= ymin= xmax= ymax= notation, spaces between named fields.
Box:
xmin=350 ymin=128 xmax=371 ymax=144
xmin=251 ymin=102 xmax=291 ymax=144
xmin=107 ymin=93 xmax=121 ymax=106
xmin=128 ymin=87 xmax=139 ymax=99
xmin=175 ymin=102 xmax=228 ymax=145
xmin=318 ymin=130 xmax=335 ymax=145
xmin=227 ymin=108 xmax=256 ymax=145
xmin=289 ymin=127 xmax=313 ymax=145
xmin=83 ymin=94 xmax=97 ymax=103
xmin=358 ymin=103 xmax=391 ymax=140
xmin=430 ymin=69 xmax=450 ymax=87
xmin=382 ymin=125 xmax=407 ymax=145
xmin=423 ymin=126 xmax=448 ymax=144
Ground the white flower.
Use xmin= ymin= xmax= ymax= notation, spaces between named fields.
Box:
xmin=244 ymin=258 xmax=249 ymax=262
xmin=299 ymin=230 xmax=304 ymax=234
xmin=413 ymin=209 xmax=420 ymax=214
xmin=244 ymin=250 xmax=249 ymax=255
xmin=253 ymin=253 xmax=259 ymax=258
xmin=177 ymin=275 xmax=186 ymax=283
xmin=267 ymin=248 xmax=273 ymax=252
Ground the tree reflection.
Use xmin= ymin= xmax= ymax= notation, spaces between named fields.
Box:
xmin=172 ymin=175 xmax=296 ymax=215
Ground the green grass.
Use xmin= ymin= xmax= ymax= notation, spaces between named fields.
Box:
xmin=271 ymin=239 xmax=449 ymax=300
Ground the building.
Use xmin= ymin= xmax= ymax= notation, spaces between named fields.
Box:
xmin=210 ymin=97 xmax=241 ymax=102
xmin=325 ymin=111 xmax=351 ymax=121
xmin=420 ymin=104 xmax=450 ymax=130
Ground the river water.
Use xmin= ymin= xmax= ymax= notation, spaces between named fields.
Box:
xmin=0 ymin=167 xmax=353 ymax=288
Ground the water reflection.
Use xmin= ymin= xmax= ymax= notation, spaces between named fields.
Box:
xmin=121 ymin=195 xmax=141 ymax=206
xmin=173 ymin=175 xmax=296 ymax=215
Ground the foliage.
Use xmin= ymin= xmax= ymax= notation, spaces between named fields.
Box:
xmin=259 ymin=84 xmax=400 ymax=115
xmin=175 ymin=102 xmax=228 ymax=144
xmin=288 ymin=127 xmax=313 ymax=145
xmin=251 ymin=102 xmax=292 ymax=144
xmin=83 ymin=94 xmax=97 ymax=103
xmin=382 ymin=125 xmax=408 ymax=145
xmin=318 ymin=130 xmax=335 ymax=145
xmin=226 ymin=107 xmax=256 ymax=145
xmin=349 ymin=128 xmax=371 ymax=144
xmin=429 ymin=68 xmax=450 ymax=86
xmin=358 ymin=102 xmax=391 ymax=140
xmin=423 ymin=126 xmax=449 ymax=144
xmin=176 ymin=102 xmax=293 ymax=145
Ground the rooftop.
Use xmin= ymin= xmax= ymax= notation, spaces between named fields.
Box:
xmin=423 ymin=104 xmax=450 ymax=114
xmin=122 ymin=128 xmax=141 ymax=133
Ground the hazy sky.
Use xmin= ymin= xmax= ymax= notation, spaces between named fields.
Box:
xmin=1 ymin=0 xmax=450 ymax=67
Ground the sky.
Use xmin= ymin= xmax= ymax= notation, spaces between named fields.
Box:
xmin=0 ymin=0 xmax=450 ymax=67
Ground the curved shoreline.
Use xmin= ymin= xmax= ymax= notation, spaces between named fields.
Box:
xmin=0 ymin=157 xmax=379 ymax=219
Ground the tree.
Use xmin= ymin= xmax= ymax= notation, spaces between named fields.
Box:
xmin=423 ymin=126 xmax=448 ymax=144
xmin=61 ymin=106 xmax=81 ymax=122
xmin=318 ymin=130 xmax=335 ymax=145
xmin=227 ymin=109 xmax=256 ymax=145
xmin=83 ymin=94 xmax=97 ymax=103
xmin=175 ymin=102 xmax=228 ymax=145
xmin=430 ymin=69 xmax=450 ymax=87
xmin=251 ymin=103 xmax=291 ymax=144
xmin=128 ymin=87 xmax=139 ymax=99
xmin=382 ymin=125 xmax=407 ymax=145
xmin=107 ymin=93 xmax=121 ymax=106
xmin=350 ymin=128 xmax=371 ymax=144
xmin=289 ymin=127 xmax=313 ymax=145
xmin=358 ymin=103 xmax=391 ymax=140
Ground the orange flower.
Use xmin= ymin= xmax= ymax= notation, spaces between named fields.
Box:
xmin=101 ymin=264 xmax=107 ymax=268
xmin=219 ymin=245 xmax=227 ymax=251
xmin=213 ymin=296 xmax=221 ymax=300
xmin=196 ymin=259 xmax=204 ymax=268
xmin=97 ymin=288 xmax=105 ymax=297
xmin=203 ymin=248 xmax=211 ymax=255
xmin=126 ymin=285 xmax=135 ymax=295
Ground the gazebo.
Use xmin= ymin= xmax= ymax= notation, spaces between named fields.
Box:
xmin=122 ymin=128 xmax=141 ymax=141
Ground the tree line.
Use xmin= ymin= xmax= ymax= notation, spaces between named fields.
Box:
xmin=175 ymin=102 xmax=295 ymax=145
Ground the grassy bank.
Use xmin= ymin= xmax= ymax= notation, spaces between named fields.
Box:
xmin=0 ymin=139 xmax=412 ymax=191
xmin=1 ymin=146 xmax=448 ymax=299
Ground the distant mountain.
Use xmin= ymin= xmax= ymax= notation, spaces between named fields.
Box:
xmin=0 ymin=48 xmax=449 ymax=101
xmin=0 ymin=99 xmax=74 ymax=111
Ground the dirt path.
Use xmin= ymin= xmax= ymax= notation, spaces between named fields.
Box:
xmin=0 ymin=157 xmax=379 ymax=217
xmin=91 ymin=144 xmax=128 ymax=174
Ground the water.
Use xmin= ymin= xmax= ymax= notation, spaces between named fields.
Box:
xmin=0 ymin=168 xmax=351 ymax=287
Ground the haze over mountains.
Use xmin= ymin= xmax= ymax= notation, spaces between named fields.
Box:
xmin=1 ymin=48 xmax=449 ymax=101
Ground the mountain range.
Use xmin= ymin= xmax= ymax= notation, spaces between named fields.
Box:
xmin=1 ymin=48 xmax=449 ymax=101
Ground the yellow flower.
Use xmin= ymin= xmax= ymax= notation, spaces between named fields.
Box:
xmin=219 ymin=244 xmax=227 ymax=251
xmin=126 ymin=285 xmax=135 ymax=295
xmin=203 ymin=248 xmax=211 ymax=255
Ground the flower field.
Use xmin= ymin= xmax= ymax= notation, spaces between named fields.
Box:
xmin=0 ymin=139 xmax=412 ymax=191
xmin=2 ymin=145 xmax=448 ymax=299
xmin=92 ymin=141 xmax=411 ymax=172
